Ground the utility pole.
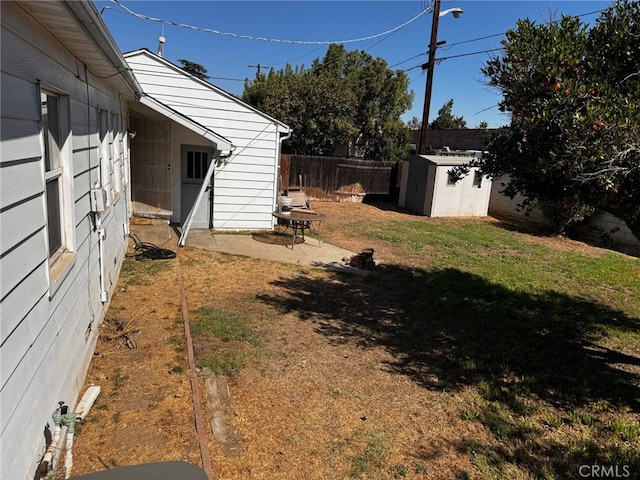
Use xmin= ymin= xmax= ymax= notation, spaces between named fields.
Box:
xmin=248 ymin=64 xmax=271 ymax=80
xmin=419 ymin=0 xmax=441 ymax=155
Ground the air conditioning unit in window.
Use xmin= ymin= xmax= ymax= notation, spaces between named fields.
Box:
xmin=90 ymin=186 xmax=107 ymax=213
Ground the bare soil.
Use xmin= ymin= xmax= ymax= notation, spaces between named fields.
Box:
xmin=70 ymin=201 xmax=625 ymax=479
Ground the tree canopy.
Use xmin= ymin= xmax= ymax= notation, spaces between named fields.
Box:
xmin=242 ymin=44 xmax=414 ymax=161
xmin=406 ymin=116 xmax=422 ymax=130
xmin=430 ymin=99 xmax=467 ymax=129
xmin=457 ymin=0 xmax=640 ymax=237
xmin=178 ymin=59 xmax=209 ymax=80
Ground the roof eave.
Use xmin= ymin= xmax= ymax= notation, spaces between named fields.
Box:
xmin=63 ymin=1 xmax=142 ymax=96
xmin=139 ymin=95 xmax=233 ymax=155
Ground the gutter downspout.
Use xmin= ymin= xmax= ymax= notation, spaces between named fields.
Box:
xmin=274 ymin=129 xmax=292 ymax=226
xmin=178 ymin=150 xmax=233 ymax=247
xmin=97 ymin=215 xmax=108 ymax=303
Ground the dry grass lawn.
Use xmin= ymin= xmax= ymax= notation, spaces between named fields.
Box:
xmin=70 ymin=200 xmax=640 ymax=479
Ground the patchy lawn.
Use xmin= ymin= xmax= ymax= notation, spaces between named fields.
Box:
xmin=72 ymin=201 xmax=640 ymax=479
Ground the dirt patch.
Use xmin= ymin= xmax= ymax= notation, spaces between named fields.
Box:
xmin=69 ymin=201 xmax=638 ymax=479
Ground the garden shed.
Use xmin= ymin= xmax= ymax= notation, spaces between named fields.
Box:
xmin=398 ymin=154 xmax=491 ymax=217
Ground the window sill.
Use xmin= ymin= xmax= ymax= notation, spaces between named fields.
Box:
xmin=49 ymin=250 xmax=76 ymax=299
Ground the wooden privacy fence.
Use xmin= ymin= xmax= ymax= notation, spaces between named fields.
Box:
xmin=280 ymin=154 xmax=397 ymax=196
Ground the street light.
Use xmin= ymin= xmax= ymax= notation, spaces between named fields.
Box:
xmin=418 ymin=0 xmax=463 ymax=154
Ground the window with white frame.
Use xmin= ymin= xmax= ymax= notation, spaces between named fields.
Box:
xmin=185 ymin=149 xmax=211 ymax=182
xmin=111 ymin=112 xmax=122 ymax=194
xmin=98 ymin=108 xmax=112 ymax=204
xmin=41 ymin=88 xmax=70 ymax=261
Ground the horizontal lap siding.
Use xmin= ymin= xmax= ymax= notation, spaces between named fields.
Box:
xmin=1 ymin=4 xmax=132 ymax=479
xmin=127 ymin=51 xmax=285 ymax=231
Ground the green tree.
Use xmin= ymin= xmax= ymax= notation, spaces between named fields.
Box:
xmin=455 ymin=1 xmax=640 ymax=237
xmin=406 ymin=117 xmax=422 ymax=130
xmin=243 ymin=44 xmax=413 ymax=161
xmin=178 ymin=59 xmax=209 ymax=80
xmin=429 ymin=99 xmax=467 ymax=129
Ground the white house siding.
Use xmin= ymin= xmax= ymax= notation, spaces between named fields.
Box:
xmin=1 ymin=3 xmax=133 ymax=479
xmin=125 ymin=50 xmax=289 ymax=231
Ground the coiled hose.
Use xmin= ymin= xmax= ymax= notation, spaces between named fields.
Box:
xmin=128 ymin=233 xmax=177 ymax=260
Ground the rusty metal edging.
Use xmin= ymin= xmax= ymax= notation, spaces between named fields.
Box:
xmin=177 ymin=250 xmax=214 ymax=480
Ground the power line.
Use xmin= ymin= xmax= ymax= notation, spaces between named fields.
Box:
xmin=390 ymin=6 xmax=608 ymax=69
xmin=390 ymin=52 xmax=427 ymax=69
xmin=437 ymin=48 xmax=504 ymax=63
xmin=108 ymin=0 xmax=432 ymax=45
xmin=402 ymin=47 xmax=503 ymax=74
xmin=443 ymin=32 xmax=505 ymax=49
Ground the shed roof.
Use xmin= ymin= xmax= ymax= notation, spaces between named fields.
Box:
xmin=409 ymin=154 xmax=477 ymax=167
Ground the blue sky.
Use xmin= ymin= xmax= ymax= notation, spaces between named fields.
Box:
xmin=96 ymin=0 xmax=613 ymax=128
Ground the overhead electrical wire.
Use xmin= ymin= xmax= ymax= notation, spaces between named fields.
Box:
xmin=391 ymin=6 xmax=608 ymax=72
xmin=108 ymin=0 xmax=432 ymax=45
xmin=437 ymin=47 xmax=504 ymax=63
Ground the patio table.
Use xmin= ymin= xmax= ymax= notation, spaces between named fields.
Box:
xmin=272 ymin=211 xmax=327 ymax=250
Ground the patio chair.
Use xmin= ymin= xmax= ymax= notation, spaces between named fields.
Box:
xmin=282 ymin=188 xmax=313 ymax=240
xmin=284 ymin=187 xmax=310 ymax=210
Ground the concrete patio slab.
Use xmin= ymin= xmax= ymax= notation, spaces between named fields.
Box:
xmin=128 ymin=219 xmax=368 ymax=275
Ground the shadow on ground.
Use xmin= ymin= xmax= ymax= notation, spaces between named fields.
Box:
xmin=257 ymin=263 xmax=640 ymax=477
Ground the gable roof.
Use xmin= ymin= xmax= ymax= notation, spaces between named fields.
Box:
xmin=139 ymin=94 xmax=233 ymax=155
xmin=124 ymin=48 xmax=290 ymax=132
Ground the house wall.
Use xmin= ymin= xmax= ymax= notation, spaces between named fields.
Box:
xmin=125 ymin=51 xmax=286 ymax=231
xmin=1 ymin=4 xmax=131 ymax=479
xmin=489 ymin=175 xmax=640 ymax=255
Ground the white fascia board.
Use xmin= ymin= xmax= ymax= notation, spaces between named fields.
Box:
xmin=139 ymin=94 xmax=233 ymax=155
xmin=64 ymin=1 xmax=142 ymax=96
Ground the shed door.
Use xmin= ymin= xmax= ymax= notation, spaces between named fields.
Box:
xmin=404 ymin=161 xmax=429 ymax=215
xmin=180 ymin=146 xmax=215 ymax=228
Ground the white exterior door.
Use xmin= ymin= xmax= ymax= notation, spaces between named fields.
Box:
xmin=180 ymin=145 xmax=214 ymax=228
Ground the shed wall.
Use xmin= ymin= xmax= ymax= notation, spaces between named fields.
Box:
xmin=430 ymin=166 xmax=491 ymax=217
